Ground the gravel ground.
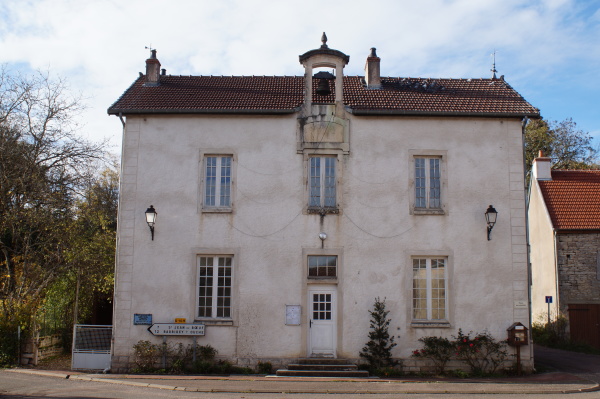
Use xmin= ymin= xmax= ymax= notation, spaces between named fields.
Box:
xmin=31 ymin=353 xmax=72 ymax=370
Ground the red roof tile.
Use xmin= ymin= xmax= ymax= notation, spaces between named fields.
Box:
xmin=538 ymin=170 xmax=600 ymax=230
xmin=108 ymin=75 xmax=538 ymax=117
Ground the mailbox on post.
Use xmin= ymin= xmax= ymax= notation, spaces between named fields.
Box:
xmin=507 ymin=322 xmax=528 ymax=346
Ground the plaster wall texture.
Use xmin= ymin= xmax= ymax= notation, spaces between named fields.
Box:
xmin=528 ymin=179 xmax=559 ymax=320
xmin=112 ymin=112 xmax=530 ymax=368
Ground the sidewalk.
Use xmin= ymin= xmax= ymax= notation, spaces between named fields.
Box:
xmin=8 ymin=368 xmax=599 ymax=395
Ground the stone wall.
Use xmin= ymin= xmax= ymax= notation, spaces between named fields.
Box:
xmin=21 ymin=334 xmax=63 ymax=366
xmin=557 ymin=232 xmax=600 ymax=315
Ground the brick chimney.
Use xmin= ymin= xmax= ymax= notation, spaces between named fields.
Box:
xmin=144 ymin=49 xmax=161 ymax=86
xmin=532 ymin=150 xmax=552 ymax=180
xmin=364 ymin=48 xmax=381 ymax=89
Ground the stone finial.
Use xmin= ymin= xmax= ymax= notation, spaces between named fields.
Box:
xmin=321 ymin=32 xmax=328 ymax=48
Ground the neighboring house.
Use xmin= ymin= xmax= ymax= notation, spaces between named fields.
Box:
xmin=529 ymin=154 xmax=600 ymax=349
xmin=108 ymin=36 xmax=539 ymax=372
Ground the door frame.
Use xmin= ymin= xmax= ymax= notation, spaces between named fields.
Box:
xmin=307 ymin=285 xmax=337 ymax=357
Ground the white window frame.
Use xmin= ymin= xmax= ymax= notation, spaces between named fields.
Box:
xmin=409 ymin=150 xmax=447 ymax=215
xmin=303 ymin=247 xmax=343 ymax=284
xmin=307 ymin=255 xmax=338 ymax=279
xmin=304 ymin=152 xmax=341 ymax=214
xmin=411 ymin=257 xmax=448 ymax=324
xmin=201 ymin=154 xmax=233 ymax=212
xmin=196 ymin=255 xmax=233 ymax=320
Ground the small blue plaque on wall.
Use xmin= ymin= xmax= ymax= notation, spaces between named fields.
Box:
xmin=134 ymin=314 xmax=153 ymax=325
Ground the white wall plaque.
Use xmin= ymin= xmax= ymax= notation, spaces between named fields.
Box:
xmin=514 ymin=300 xmax=528 ymax=309
xmin=285 ymin=305 xmax=301 ymax=325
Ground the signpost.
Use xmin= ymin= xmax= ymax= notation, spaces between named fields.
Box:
xmin=148 ymin=323 xmax=205 ymax=336
xmin=545 ymin=296 xmax=553 ymax=324
xmin=147 ymin=323 xmax=205 ymax=367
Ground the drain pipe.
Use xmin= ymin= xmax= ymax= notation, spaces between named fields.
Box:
xmin=521 ymin=117 xmax=534 ymax=363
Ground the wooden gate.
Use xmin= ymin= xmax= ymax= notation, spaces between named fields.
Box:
xmin=568 ymin=304 xmax=600 ymax=349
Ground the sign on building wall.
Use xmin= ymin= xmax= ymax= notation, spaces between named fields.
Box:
xmin=285 ymin=305 xmax=301 ymax=325
xmin=148 ymin=323 xmax=205 ymax=336
xmin=134 ymin=314 xmax=153 ymax=325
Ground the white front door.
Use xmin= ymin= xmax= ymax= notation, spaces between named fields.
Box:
xmin=308 ymin=287 xmax=337 ymax=357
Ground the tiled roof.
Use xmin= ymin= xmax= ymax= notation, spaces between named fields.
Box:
xmin=108 ymin=75 xmax=539 ymax=117
xmin=538 ymin=170 xmax=600 ymax=230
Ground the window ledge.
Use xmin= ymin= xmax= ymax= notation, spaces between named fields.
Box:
xmin=411 ymin=321 xmax=451 ymax=328
xmin=202 ymin=207 xmax=233 ymax=213
xmin=412 ymin=208 xmax=445 ymax=216
xmin=307 ymin=278 xmax=338 ymax=284
xmin=195 ymin=319 xmax=234 ymax=326
xmin=307 ymin=207 xmax=339 ymax=215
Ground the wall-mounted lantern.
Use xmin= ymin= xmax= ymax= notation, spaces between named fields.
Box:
xmin=485 ymin=205 xmax=498 ymax=241
xmin=145 ymin=205 xmax=157 ymax=240
xmin=319 ymin=232 xmax=327 ymax=249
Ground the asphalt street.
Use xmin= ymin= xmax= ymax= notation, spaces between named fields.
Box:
xmin=1 ymin=345 xmax=600 ymax=398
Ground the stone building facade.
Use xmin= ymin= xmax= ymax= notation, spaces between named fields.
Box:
xmin=108 ymin=36 xmax=539 ymax=371
xmin=556 ymin=233 xmax=600 ymax=311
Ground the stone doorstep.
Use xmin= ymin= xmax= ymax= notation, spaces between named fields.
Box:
xmin=275 ymin=370 xmax=370 ymax=377
xmin=288 ymin=364 xmax=358 ymax=371
xmin=295 ymin=358 xmax=353 ymax=365
xmin=276 ymin=358 xmax=369 ymax=378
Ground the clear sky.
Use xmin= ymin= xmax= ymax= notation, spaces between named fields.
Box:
xmin=2 ymin=0 xmax=598 ymax=154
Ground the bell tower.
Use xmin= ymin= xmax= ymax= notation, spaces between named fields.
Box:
xmin=297 ymin=33 xmax=350 ymax=155
xmin=298 ymin=32 xmax=349 ymax=106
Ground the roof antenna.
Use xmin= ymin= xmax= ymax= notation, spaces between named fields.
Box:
xmin=145 ymin=45 xmax=155 ymax=57
xmin=490 ymin=49 xmax=498 ymax=79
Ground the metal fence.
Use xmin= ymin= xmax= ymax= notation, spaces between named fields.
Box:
xmin=71 ymin=325 xmax=112 ymax=370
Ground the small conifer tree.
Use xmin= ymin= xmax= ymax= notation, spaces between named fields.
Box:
xmin=360 ymin=297 xmax=398 ymax=370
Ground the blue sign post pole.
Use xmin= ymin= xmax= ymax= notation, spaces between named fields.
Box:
xmin=545 ymin=296 xmax=553 ymax=325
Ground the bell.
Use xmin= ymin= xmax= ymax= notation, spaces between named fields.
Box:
xmin=316 ymin=78 xmax=331 ymax=96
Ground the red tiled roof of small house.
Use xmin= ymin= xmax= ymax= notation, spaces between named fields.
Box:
xmin=538 ymin=170 xmax=600 ymax=230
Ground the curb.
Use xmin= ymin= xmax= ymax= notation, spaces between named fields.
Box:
xmin=7 ymin=368 xmax=600 ymax=395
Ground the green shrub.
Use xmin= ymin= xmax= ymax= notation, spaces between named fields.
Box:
xmin=453 ymin=329 xmax=508 ymax=375
xmin=214 ymin=359 xmax=233 ymax=374
xmin=167 ymin=342 xmax=192 ymax=374
xmin=449 ymin=369 xmax=470 ymax=378
xmin=411 ymin=336 xmax=454 ymax=375
xmin=533 ymin=316 xmax=600 ymax=354
xmin=257 ymin=361 xmax=273 ymax=374
xmin=191 ymin=359 xmax=215 ymax=374
xmin=372 ymin=366 xmax=403 ymax=377
xmin=132 ymin=340 xmax=159 ymax=372
xmin=532 ymin=314 xmax=568 ymax=347
xmin=232 ymin=365 xmax=254 ymax=374
xmin=197 ymin=344 xmax=218 ymax=361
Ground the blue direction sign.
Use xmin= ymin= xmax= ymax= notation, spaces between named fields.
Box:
xmin=148 ymin=323 xmax=205 ymax=336
xmin=545 ymin=296 xmax=553 ymax=304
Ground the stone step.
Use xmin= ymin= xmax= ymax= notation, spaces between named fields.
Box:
xmin=295 ymin=358 xmax=351 ymax=365
xmin=275 ymin=369 xmax=369 ymax=378
xmin=287 ymin=363 xmax=359 ymax=371
xmin=275 ymin=358 xmax=369 ymax=378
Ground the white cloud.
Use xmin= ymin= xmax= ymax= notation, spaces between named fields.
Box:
xmin=2 ymin=0 xmax=599 ymax=152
